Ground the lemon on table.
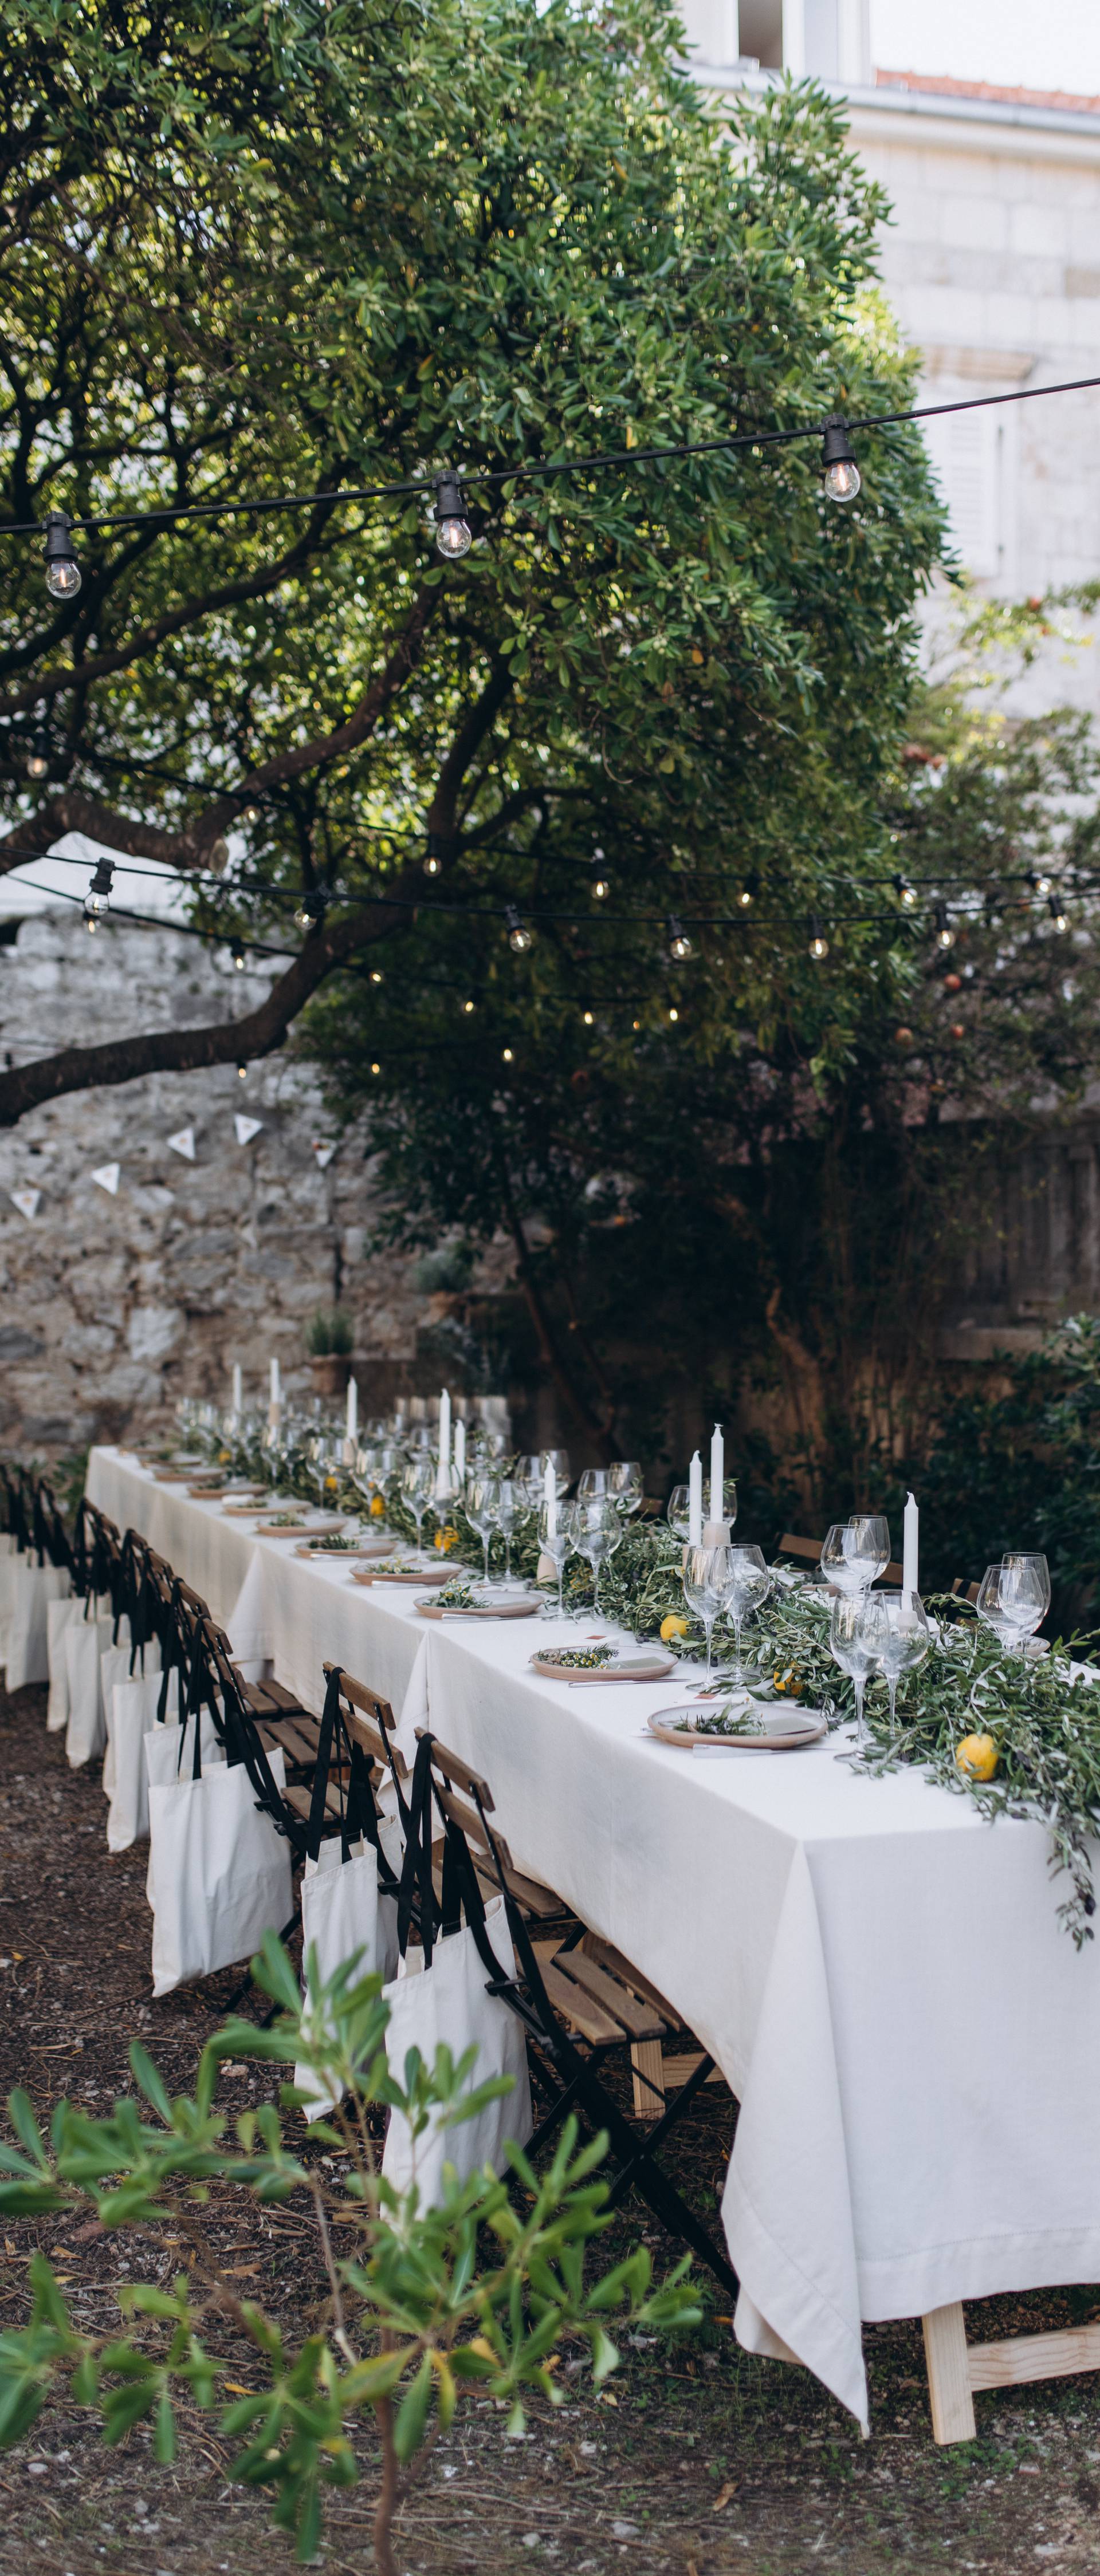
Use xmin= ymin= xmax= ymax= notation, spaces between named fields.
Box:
xmin=956 ymin=1732 xmax=1000 ymax=1782
xmin=660 ymin=1613 xmax=688 ymax=1644
xmin=370 ymin=1495 xmax=386 ymax=1518
xmin=772 ymin=1666 xmax=803 ymax=1699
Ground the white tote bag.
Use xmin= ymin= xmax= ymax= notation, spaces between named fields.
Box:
xmin=47 ymin=1596 xmax=83 ymax=1732
xmin=64 ymin=1602 xmax=114 ymax=1767
xmin=5 ymin=1563 xmax=71 ymax=1692
xmin=295 ymin=1833 xmax=402 ymax=2121
xmin=380 ymin=1740 xmax=531 ymax=2207
xmin=0 ymin=1536 xmax=17 ymax=1676
xmin=381 ymin=1898 xmax=532 ymax=2206
xmin=106 ymin=1661 xmax=175 ymax=1855
xmin=149 ymin=1746 xmax=293 ymax=2000
xmin=97 ymin=1624 xmax=136 ymax=1797
xmin=144 ymin=1699 xmax=224 ymax=1901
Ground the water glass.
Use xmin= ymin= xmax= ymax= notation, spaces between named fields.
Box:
xmin=821 ymin=1518 xmax=890 ymax=1594
xmin=537 ymin=1499 xmax=571 ymax=1618
xmin=879 ymin=1590 xmax=930 ymax=1724
xmin=666 ymin=1484 xmax=693 ymax=1543
xmin=566 ymin=1496 xmax=623 ymax=1618
xmin=400 ymin=1456 xmax=435 ymax=1563
xmin=721 ymin=1543 xmax=772 ymax=1684
xmin=829 ymin=1593 xmax=890 ymax=1735
xmin=976 ymin=1558 xmax=1048 ymax=1655
xmin=465 ymin=1472 xmax=502 ymax=1586
xmin=682 ymin=1544 xmax=729 ymax=1681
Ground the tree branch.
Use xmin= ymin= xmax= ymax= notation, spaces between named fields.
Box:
xmin=0 ymin=586 xmax=438 ymax=877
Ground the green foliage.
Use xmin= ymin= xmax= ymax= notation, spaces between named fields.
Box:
xmin=913 ymin=1316 xmax=1100 ymax=1622
xmin=0 ymin=1942 xmax=699 ymax=2569
xmin=304 ymin=1306 xmax=354 ymax=1357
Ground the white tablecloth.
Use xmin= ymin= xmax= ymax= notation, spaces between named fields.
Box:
xmin=87 ymin=1445 xmax=1100 ymax=2428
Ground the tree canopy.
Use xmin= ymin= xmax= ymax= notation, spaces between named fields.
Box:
xmin=0 ymin=0 xmax=945 ymax=1131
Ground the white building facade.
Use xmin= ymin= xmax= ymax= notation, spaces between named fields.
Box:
xmin=681 ymin=2 xmax=1100 ymax=707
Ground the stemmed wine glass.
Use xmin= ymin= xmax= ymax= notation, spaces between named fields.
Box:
xmin=879 ymin=1591 xmax=930 ymax=1724
xmin=400 ymin=1456 xmax=435 ymax=1564
xmin=821 ymin=1518 xmax=890 ymax=1594
xmin=465 ymin=1471 xmax=502 ymax=1587
xmin=493 ymin=1476 xmax=521 ymax=1584
xmin=682 ymin=1545 xmax=729 ymax=1684
xmin=721 ymin=1543 xmax=772 ymax=1684
xmin=578 ymin=1464 xmax=642 ymax=1513
xmin=307 ymin=1433 xmax=339 ymax=1512
xmin=565 ymin=1496 xmax=623 ymax=1620
xmin=976 ymin=1556 xmax=1050 ymax=1656
xmin=829 ymin=1593 xmax=890 ymax=1736
xmin=537 ymin=1499 xmax=571 ymax=1618
xmin=666 ymin=1485 xmax=693 ymax=1543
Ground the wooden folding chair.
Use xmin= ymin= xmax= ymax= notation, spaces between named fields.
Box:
xmin=407 ymin=1728 xmax=738 ymax=2298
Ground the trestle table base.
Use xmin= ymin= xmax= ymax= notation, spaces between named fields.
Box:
xmin=922 ymin=2300 xmax=1100 ymax=2442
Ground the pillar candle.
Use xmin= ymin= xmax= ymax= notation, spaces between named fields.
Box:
xmin=543 ymin=1456 xmax=557 ymax=1538
xmin=231 ymin=1362 xmax=242 ymax=1417
xmin=346 ymin=1375 xmax=358 ymax=1443
xmin=454 ymin=1417 xmax=466 ymax=1482
xmin=709 ymin=1423 xmax=724 ymax=1524
xmin=903 ymin=1491 xmax=919 ymax=1598
xmin=688 ymin=1450 xmax=703 ymax=1549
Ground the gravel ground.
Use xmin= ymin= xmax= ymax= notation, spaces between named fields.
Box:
xmin=2 ymin=1675 xmax=1100 ymax=2575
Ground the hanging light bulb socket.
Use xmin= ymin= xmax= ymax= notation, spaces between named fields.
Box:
xmin=433 ymin=470 xmax=472 ymax=560
xmin=82 ymin=857 xmax=114 ymax=931
xmin=230 ymin=939 xmax=246 ymax=970
xmin=506 ymin=903 xmax=535 ymax=955
xmin=1048 ymin=892 xmax=1069 ymax=931
xmin=293 ymin=889 xmax=325 ymax=931
xmin=737 ymin=871 xmax=759 ymax=909
xmin=821 ymin=417 xmax=861 ymax=503
xmin=667 ymin=913 xmax=694 ymax=962
xmin=424 ymin=829 xmax=453 ymax=878
xmin=237 ymin=1061 xmax=248 ymax=1081
xmin=808 ymin=916 xmax=830 ymax=960
xmin=893 ymin=872 xmax=918 ymax=909
xmin=591 ymin=845 xmax=610 ymax=899
xmin=934 ymin=902 xmax=955 ymax=950
xmin=25 ymin=728 xmax=50 ymax=781
xmin=1026 ymin=867 xmax=1053 ymax=897
xmin=43 ymin=509 xmax=81 ymax=600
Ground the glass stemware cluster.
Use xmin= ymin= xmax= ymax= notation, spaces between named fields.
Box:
xmin=975 ymin=1553 xmax=1050 ymax=1655
xmin=823 ymin=1518 xmax=929 ymax=1734
xmin=681 ymin=1541 xmax=771 ymax=1683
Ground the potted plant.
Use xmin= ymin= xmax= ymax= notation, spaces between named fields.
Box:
xmin=305 ymin=1306 xmax=355 ymax=1397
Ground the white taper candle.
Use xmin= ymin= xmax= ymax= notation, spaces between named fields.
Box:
xmin=688 ymin=1451 xmax=703 ymax=1549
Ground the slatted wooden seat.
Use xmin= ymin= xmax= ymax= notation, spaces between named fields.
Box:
xmin=950 ymin=1577 xmax=980 ymax=1604
xmin=779 ymin=1530 xmax=905 ymax=1586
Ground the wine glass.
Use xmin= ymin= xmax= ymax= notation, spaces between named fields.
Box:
xmin=567 ymin=1496 xmax=623 ymax=1620
xmin=976 ymin=1559 xmax=1048 ymax=1656
xmin=609 ymin=1462 xmax=644 ymax=1515
xmin=465 ymin=1472 xmax=502 ymax=1586
xmin=821 ymin=1518 xmax=890 ymax=1594
xmin=709 ymin=1476 xmax=738 ymax=1533
xmin=829 ymin=1593 xmax=890 ymax=1736
xmin=666 ymin=1484 xmax=693 ymax=1543
xmin=879 ymin=1590 xmax=930 ymax=1725
xmin=682 ymin=1544 xmax=728 ymax=1683
xmin=400 ymin=1456 xmax=435 ymax=1563
xmin=721 ymin=1543 xmax=772 ymax=1685
xmin=537 ymin=1499 xmax=571 ymax=1619
xmin=493 ymin=1476 xmax=521 ymax=1584
xmin=513 ymin=1454 xmax=545 ymax=1510
xmin=540 ymin=1448 xmax=571 ymax=1486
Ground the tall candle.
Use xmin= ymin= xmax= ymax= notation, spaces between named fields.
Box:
xmin=688 ymin=1450 xmax=703 ymax=1549
xmin=454 ymin=1417 xmax=466 ymax=1482
xmin=231 ymin=1362 xmax=242 ymax=1418
xmin=346 ymin=1375 xmax=358 ymax=1443
xmin=438 ymin=1388 xmax=451 ymax=1475
xmin=903 ymin=1491 xmax=919 ymax=1598
xmin=268 ymin=1355 xmax=281 ymax=1431
xmin=709 ymin=1423 xmax=724 ymax=1525
xmin=543 ymin=1456 xmax=557 ymax=1539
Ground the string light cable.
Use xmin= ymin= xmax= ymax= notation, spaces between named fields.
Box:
xmin=6 ymin=372 xmax=1100 ymax=582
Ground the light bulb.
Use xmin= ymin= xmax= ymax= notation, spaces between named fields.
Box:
xmin=737 ymin=886 xmax=753 ymax=909
xmin=26 ymin=731 xmax=49 ymax=780
xmin=821 ymin=417 xmax=861 ymax=505
xmin=370 ymin=968 xmax=383 ymax=984
xmin=934 ymin=904 xmax=954 ymax=950
xmin=593 ymin=876 xmax=610 ymax=899
xmin=237 ymin=1061 xmax=248 ymax=1080
xmin=583 ymin=1010 xmax=594 ymax=1025
xmin=463 ymin=998 xmax=475 ymax=1013
xmin=231 ymin=940 xmax=245 ymax=969
xmin=425 ymin=852 xmax=442 ymax=875
xmin=294 ymin=892 xmax=324 ymax=931
xmin=893 ymin=873 xmax=917 ymax=909
xmin=371 ymin=1060 xmax=381 ymax=1074
xmin=433 ymin=470 xmax=472 ymax=560
xmin=667 ymin=914 xmax=693 ymax=962
xmin=42 ymin=510 xmax=81 ymax=598
xmin=1027 ymin=868 xmax=1052 ymax=896
xmin=808 ymin=919 xmax=829 ymax=960
xmin=502 ymin=1046 xmax=514 ymax=1062
xmin=82 ymin=858 xmax=113 ymax=925
xmin=1049 ymin=894 xmax=1068 ymax=931
xmin=506 ymin=904 xmax=534 ymax=954
xmin=668 ymin=1006 xmax=679 ymax=1023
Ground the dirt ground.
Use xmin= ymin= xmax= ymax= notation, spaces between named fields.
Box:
xmin=2 ymin=1676 xmax=1100 ymax=2576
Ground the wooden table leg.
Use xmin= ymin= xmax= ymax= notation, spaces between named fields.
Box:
xmin=923 ymin=2302 xmax=977 ymax=2443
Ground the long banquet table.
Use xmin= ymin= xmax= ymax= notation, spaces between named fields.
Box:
xmin=87 ymin=1444 xmax=1100 ymax=2431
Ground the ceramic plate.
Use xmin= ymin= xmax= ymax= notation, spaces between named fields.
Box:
xmin=256 ymin=1517 xmax=347 ymax=1541
xmin=293 ymin=1538 xmax=393 ymax=1560
xmin=350 ymin=1561 xmax=451 ymax=1587
xmin=530 ymin=1647 xmax=677 ymax=1684
xmin=646 ymin=1703 xmax=826 ymax=1752
xmin=417 ymin=1590 xmax=543 ymax=1621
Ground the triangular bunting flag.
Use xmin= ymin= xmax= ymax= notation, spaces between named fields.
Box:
xmin=167 ymin=1125 xmax=196 ymax=1162
xmin=312 ymin=1140 xmax=337 ymax=1169
xmin=234 ymin=1114 xmax=263 ymax=1147
xmin=92 ymin=1163 xmax=120 ymax=1196
xmin=10 ymin=1187 xmax=41 ymax=1221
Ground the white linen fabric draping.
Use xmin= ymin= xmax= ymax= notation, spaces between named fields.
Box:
xmin=294 ymin=1834 xmax=401 ymax=2121
xmin=381 ymin=1897 xmax=533 ymax=2205
xmin=86 ymin=1445 xmax=1100 ymax=2428
xmin=4 ymin=1562 xmax=70 ymax=1691
xmin=148 ymin=1744 xmax=293 ymax=1999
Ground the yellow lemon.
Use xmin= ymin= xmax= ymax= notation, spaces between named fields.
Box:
xmin=370 ymin=1494 xmax=385 ymax=1518
xmin=772 ymin=1667 xmax=803 ymax=1699
xmin=956 ymin=1732 xmax=1000 ymax=1783
xmin=660 ymin=1613 xmax=688 ymax=1643
xmin=218 ymin=1448 xmax=231 ymax=1464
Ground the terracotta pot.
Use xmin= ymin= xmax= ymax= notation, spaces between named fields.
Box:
xmin=309 ymin=1353 xmax=353 ymax=1398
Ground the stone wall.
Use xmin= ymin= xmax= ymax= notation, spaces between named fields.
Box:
xmin=0 ymin=909 xmax=516 ymax=1455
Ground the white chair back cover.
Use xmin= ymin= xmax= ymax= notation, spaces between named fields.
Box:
xmin=148 ymin=1745 xmax=293 ymax=2000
